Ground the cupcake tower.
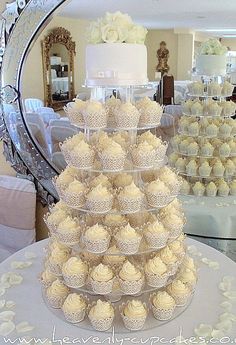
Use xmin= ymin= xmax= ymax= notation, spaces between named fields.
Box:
xmin=170 ymin=78 xmax=236 ymax=197
xmin=40 ymin=92 xmax=198 ymax=332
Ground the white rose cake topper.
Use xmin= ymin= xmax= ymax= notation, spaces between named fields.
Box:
xmin=86 ymin=11 xmax=147 ymax=44
xmin=85 ymin=12 xmax=148 ymax=86
xmin=196 ymin=38 xmax=228 ymax=76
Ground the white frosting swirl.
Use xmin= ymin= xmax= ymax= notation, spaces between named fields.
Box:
xmin=147 ymin=180 xmax=170 ymax=194
xmin=62 ymin=257 xmax=88 ymax=275
xmin=146 ymin=220 xmax=167 ymax=234
xmin=168 ymin=280 xmax=190 ymax=295
xmin=57 ymin=217 xmax=78 ymax=234
xmin=47 ymin=210 xmax=67 ymax=226
xmin=62 ymin=293 xmax=86 ymax=313
xmin=89 ymin=299 xmax=114 ymax=320
xmin=119 ymin=261 xmax=142 ymax=281
xmin=67 ymin=180 xmax=85 ymax=193
xmin=85 ymin=224 xmax=108 ymax=240
xmin=87 ymin=184 xmax=112 ymax=199
xmin=116 ymin=224 xmax=141 ymax=240
xmin=91 ymin=263 xmax=113 ymax=282
xmin=145 ymin=257 xmax=167 ymax=276
xmin=179 ymin=269 xmax=197 ymax=284
xmin=152 ymin=291 xmax=176 ymax=310
xmin=47 ymin=279 xmax=69 ymax=298
xmin=123 ymin=300 xmax=147 ymax=319
xmin=159 ymin=247 xmax=177 ymax=265
xmin=120 ymin=182 xmax=143 ymax=198
xmin=102 ymin=141 xmax=125 ymax=156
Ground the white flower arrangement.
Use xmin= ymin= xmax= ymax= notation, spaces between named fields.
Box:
xmin=198 ymin=38 xmax=228 ymax=56
xmin=86 ymin=11 xmax=148 ymax=44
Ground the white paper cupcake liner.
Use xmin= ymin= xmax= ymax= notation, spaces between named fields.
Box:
xmin=62 ymin=273 xmax=87 ymax=288
xmin=86 ymin=196 xmax=113 ymax=214
xmin=118 ymin=277 xmax=144 ymax=295
xmin=118 ymin=195 xmax=144 ymax=213
xmin=151 ymin=304 xmax=175 ymax=321
xmin=121 ymin=312 xmax=147 ymax=331
xmin=170 ymin=291 xmax=191 ymax=307
xmin=193 ymin=190 xmax=205 ymax=197
xmin=83 ymin=236 xmax=111 ymax=254
xmin=59 ymin=143 xmax=71 ymax=163
xmin=62 ymin=190 xmax=85 ymax=208
xmin=89 ymin=315 xmax=114 ymax=331
xmin=206 ymin=190 xmax=217 ymax=197
xmin=168 ymin=261 xmax=180 ymax=276
xmin=64 ymin=106 xmax=84 ymax=126
xmin=62 ymin=308 xmax=86 ymax=323
xmin=69 ymin=151 xmax=95 ymax=169
xmin=164 ymin=221 xmax=184 ymax=237
xmin=44 ymin=214 xmax=58 ymax=234
xmin=146 ymin=192 xmax=173 ymax=208
xmin=144 ymin=231 xmax=169 ymax=249
xmin=145 ymin=271 xmax=170 ymax=288
xmin=139 ymin=109 xmax=163 ymax=127
xmin=99 ymin=153 xmax=126 ymax=171
xmin=55 ymin=230 xmax=80 ymax=246
xmin=47 ymin=261 xmax=63 ymax=276
xmin=156 ymin=144 xmax=168 ymax=161
xmin=83 ymin=111 xmax=107 ymax=129
xmin=47 ymin=295 xmax=66 ymax=309
xmin=90 ymin=277 xmax=114 ymax=295
xmin=115 ymin=112 xmax=140 ymax=129
xmin=131 ymin=150 xmax=156 ymax=169
xmin=115 ymin=237 xmax=142 ymax=255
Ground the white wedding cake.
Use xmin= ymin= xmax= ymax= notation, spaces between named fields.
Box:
xmin=85 ymin=11 xmax=148 ymax=86
xmin=196 ymin=38 xmax=227 ymax=76
xmin=86 ymin=43 xmax=148 ymax=86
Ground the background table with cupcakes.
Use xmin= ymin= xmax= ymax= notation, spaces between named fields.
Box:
xmin=0 ymin=238 xmax=235 ymax=343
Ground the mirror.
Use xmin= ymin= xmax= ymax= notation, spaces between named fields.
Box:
xmin=42 ymin=27 xmax=76 ymax=111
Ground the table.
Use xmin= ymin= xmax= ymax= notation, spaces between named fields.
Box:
xmin=181 ymin=195 xmax=236 ymax=239
xmin=0 ymin=239 xmax=235 ymax=344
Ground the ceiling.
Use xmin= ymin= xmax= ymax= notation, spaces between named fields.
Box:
xmin=58 ymin=0 xmax=236 ymax=36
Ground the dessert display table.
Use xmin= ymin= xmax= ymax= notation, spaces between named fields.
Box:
xmin=1 ymin=238 xmax=236 ymax=343
xmin=181 ymin=195 xmax=236 ymax=239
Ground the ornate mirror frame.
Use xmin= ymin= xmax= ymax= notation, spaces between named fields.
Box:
xmin=0 ymin=0 xmax=69 ymax=204
xmin=42 ymin=26 xmax=76 ymax=110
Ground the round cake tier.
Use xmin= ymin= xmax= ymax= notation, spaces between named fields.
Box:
xmin=195 ymin=54 xmax=227 ymax=76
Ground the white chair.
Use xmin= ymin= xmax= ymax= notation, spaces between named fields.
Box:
xmin=50 ymin=125 xmax=77 ymax=153
xmin=37 ymin=107 xmax=55 ymax=113
xmin=0 ymin=175 xmax=36 ymax=262
xmin=28 ymin=123 xmax=50 ymax=156
xmin=25 ymin=98 xmax=44 ymax=113
xmin=39 ymin=112 xmax=60 ymax=125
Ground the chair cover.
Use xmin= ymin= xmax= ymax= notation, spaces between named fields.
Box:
xmin=25 ymin=98 xmax=43 ymax=113
xmin=0 ymin=176 xmax=36 ymax=262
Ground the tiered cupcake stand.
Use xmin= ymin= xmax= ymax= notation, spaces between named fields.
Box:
xmin=170 ymin=77 xmax=236 ymax=197
xmin=42 ymin=86 xmax=195 ymax=332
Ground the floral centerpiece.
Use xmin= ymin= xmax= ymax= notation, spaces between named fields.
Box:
xmin=86 ymin=11 xmax=148 ymax=44
xmin=198 ymin=38 xmax=228 ymax=56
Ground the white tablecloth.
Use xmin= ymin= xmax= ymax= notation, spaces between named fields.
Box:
xmin=0 ymin=238 xmax=235 ymax=344
xmin=181 ymin=195 xmax=236 ymax=239
xmin=52 ymin=77 xmax=69 ymax=93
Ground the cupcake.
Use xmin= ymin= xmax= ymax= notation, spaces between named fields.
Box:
xmin=115 ymin=223 xmax=142 ymax=254
xmin=89 ymin=174 xmax=112 ymax=189
xmin=219 ymin=143 xmax=231 ymax=158
xmin=112 ymin=132 xmax=129 ymax=149
xmin=103 ymin=212 xmax=127 ymax=228
xmin=208 ymin=102 xmax=222 ymax=116
xmin=162 ymin=212 xmax=185 ymax=238
xmin=188 ymin=122 xmax=199 ymax=136
xmin=63 ymin=180 xmax=85 ymax=208
xmin=175 ymin=158 xmax=186 ymax=173
xmin=46 ymin=279 xmax=69 ymax=308
xmin=132 ymin=141 xmax=156 ymax=168
xmin=167 ymin=280 xmax=191 ymax=306
xmin=120 ymin=300 xmax=147 ymax=330
xmin=198 ymin=161 xmax=212 ymax=177
xmin=62 ymin=293 xmax=87 ymax=323
xmin=118 ymin=261 xmax=144 ymax=295
xmin=218 ymin=180 xmax=230 ymax=197
xmin=56 ymin=217 xmax=80 ymax=245
xmin=62 ymin=257 xmax=88 ymax=288
xmin=41 ymin=269 xmax=57 ymax=289
xmin=105 ymin=96 xmax=121 ymax=125
xmin=225 ymin=159 xmax=235 ymax=177
xmin=171 ymin=135 xmax=182 ymax=151
xmin=228 ymin=140 xmax=236 ymax=155
xmin=186 ymin=159 xmax=198 ymax=176
xmin=168 ymin=240 xmax=185 ymax=259
xmin=144 ymin=219 xmax=169 ymax=249
xmin=208 ymin=82 xmax=222 ymax=96
xmin=221 ymin=81 xmax=234 ymax=96
xmin=219 ymin=123 xmax=232 ymax=138
xmin=64 ymin=100 xmax=85 ymax=125
xmin=206 ymin=182 xmax=217 ymax=197
xmin=99 ymin=141 xmax=126 ymax=171
xmin=46 ymin=239 xmax=71 ymax=255
xmin=86 ymin=184 xmax=113 ymax=213
xmin=146 ymin=179 xmax=171 ymax=208
xmin=118 ymin=182 xmax=144 ymax=213
xmin=183 ymin=100 xmax=193 ymax=115
xmin=102 ymin=245 xmax=126 ymax=267
xmin=145 ymin=256 xmax=169 ymax=287
xmin=182 ymin=256 xmax=196 ymax=272
xmin=191 ymin=102 xmax=203 ymax=116
xmin=90 ymin=263 xmax=114 ymax=294
xmin=139 ymin=101 xmax=163 ymax=126
xmin=187 ymin=142 xmax=199 ymax=156
xmin=213 ymin=161 xmax=225 ymax=177
xmin=83 ymin=224 xmax=110 ymax=253
xmin=159 ymin=167 xmax=180 ymax=193
xmin=158 ymin=247 xmax=178 ymax=275
xmin=114 ymin=102 xmax=140 ymax=129
xmin=45 ymin=210 xmax=68 ymax=233
xmin=169 ymin=153 xmax=179 ymax=167
xmin=179 ymin=140 xmax=189 ymax=154
xmin=82 ymin=101 xmax=107 ymax=128
xmin=151 ymin=291 xmax=176 ymax=320
xmin=88 ymin=299 xmax=114 ymax=331
xmin=48 ymin=247 xmax=70 ymax=276
xmin=179 ymin=269 xmax=197 ymax=291
xmin=200 ymin=142 xmax=214 ymax=157
xmin=70 ymin=140 xmax=95 ymax=169
xmin=112 ymin=173 xmax=133 ymax=188
xmin=188 ymin=82 xmax=204 ymax=95
xmin=180 ymin=180 xmax=191 ymax=195
xmin=192 ymin=181 xmax=205 ymax=197
xmin=230 ymin=180 xmax=236 ymax=195
xmin=205 ymin=123 xmax=218 ymax=137
xmin=136 ymin=96 xmax=152 ymax=110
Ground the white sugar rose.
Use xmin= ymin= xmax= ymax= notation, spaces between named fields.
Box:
xmin=87 ymin=22 xmax=102 ymax=44
xmin=105 ymin=11 xmax=133 ymax=30
xmin=126 ymin=25 xmax=148 ymax=44
xmin=101 ymin=24 xmax=127 ymax=43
